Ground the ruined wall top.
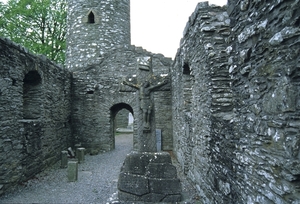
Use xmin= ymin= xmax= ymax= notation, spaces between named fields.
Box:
xmin=66 ymin=0 xmax=131 ymax=71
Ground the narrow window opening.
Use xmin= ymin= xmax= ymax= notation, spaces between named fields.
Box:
xmin=88 ymin=11 xmax=95 ymax=24
xmin=23 ymin=71 xmax=42 ymax=119
xmin=183 ymin=62 xmax=191 ymax=75
xmin=12 ymin=78 xmax=17 ymax=86
xmin=182 ymin=62 xmax=192 ymax=112
xmin=87 ymin=90 xmax=94 ymax=94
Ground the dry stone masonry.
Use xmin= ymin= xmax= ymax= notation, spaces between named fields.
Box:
xmin=1 ymin=0 xmax=300 ymax=203
xmin=118 ymin=151 xmax=181 ymax=202
xmin=66 ymin=0 xmax=131 ymax=71
xmin=0 ymin=38 xmax=71 ymax=195
xmin=172 ymin=1 xmax=300 ymax=203
xmin=70 ymin=47 xmax=173 ymax=154
xmin=67 ymin=0 xmax=173 ymax=155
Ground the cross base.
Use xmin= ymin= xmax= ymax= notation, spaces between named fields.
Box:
xmin=118 ymin=151 xmax=182 ymax=202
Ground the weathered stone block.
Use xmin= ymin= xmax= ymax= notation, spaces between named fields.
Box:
xmin=149 ymin=178 xmax=181 ymax=194
xmin=67 ymin=161 xmax=78 ymax=182
xmin=118 ymin=151 xmax=181 ymax=202
xmin=117 ymin=191 xmax=141 ymax=201
xmin=121 ymin=152 xmax=151 ymax=174
xmin=162 ymin=194 xmax=182 ymax=202
xmin=76 ymin=148 xmax=85 ymax=164
xmin=60 ymin=151 xmax=68 ymax=168
xmin=142 ymin=193 xmax=166 ymax=202
xmin=146 ymin=163 xmax=178 ymax=179
xmin=150 ymin=152 xmax=172 ymax=163
xmin=118 ymin=173 xmax=149 ymax=196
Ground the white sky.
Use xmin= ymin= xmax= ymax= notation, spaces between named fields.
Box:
xmin=0 ymin=0 xmax=227 ymax=59
xmin=131 ymin=0 xmax=227 ymax=58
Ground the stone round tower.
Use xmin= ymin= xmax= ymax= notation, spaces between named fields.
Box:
xmin=66 ymin=0 xmax=131 ymax=70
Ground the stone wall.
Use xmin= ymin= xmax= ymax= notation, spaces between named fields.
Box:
xmin=228 ymin=0 xmax=300 ymax=202
xmin=3 ymin=0 xmax=300 ymax=201
xmin=66 ymin=0 xmax=131 ymax=71
xmin=172 ymin=1 xmax=300 ymax=203
xmin=0 ymin=38 xmax=71 ymax=195
xmin=71 ymin=45 xmax=173 ymax=154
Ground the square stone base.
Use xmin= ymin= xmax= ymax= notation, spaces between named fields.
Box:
xmin=118 ymin=151 xmax=182 ymax=202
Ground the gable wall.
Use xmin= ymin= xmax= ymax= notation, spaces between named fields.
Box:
xmin=71 ymin=46 xmax=173 ymax=153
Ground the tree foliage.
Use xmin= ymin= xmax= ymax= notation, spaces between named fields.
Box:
xmin=0 ymin=0 xmax=67 ymax=64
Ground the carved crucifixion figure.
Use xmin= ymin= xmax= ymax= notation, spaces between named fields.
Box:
xmin=123 ymin=79 xmax=168 ymax=131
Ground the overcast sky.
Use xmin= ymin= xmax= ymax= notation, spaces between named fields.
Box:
xmin=0 ymin=0 xmax=227 ymax=59
xmin=131 ymin=0 xmax=227 ymax=58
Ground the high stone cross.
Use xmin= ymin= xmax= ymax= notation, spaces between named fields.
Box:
xmin=120 ymin=56 xmax=169 ymax=152
xmin=118 ymin=57 xmax=181 ymax=202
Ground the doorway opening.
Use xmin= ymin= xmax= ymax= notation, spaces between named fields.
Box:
xmin=110 ymin=103 xmax=134 ymax=150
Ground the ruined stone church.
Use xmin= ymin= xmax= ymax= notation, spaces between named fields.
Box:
xmin=1 ymin=0 xmax=300 ymax=203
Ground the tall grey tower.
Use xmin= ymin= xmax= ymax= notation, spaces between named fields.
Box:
xmin=66 ymin=0 xmax=131 ymax=70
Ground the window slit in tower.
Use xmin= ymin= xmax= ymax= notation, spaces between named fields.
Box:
xmin=88 ymin=11 xmax=95 ymax=24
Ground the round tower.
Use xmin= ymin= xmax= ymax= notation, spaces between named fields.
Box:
xmin=66 ymin=0 xmax=131 ymax=70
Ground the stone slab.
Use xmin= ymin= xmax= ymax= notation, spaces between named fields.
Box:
xmin=118 ymin=173 xmax=149 ymax=196
xmin=118 ymin=151 xmax=182 ymax=202
xmin=162 ymin=194 xmax=182 ymax=202
xmin=67 ymin=161 xmax=78 ymax=182
xmin=117 ymin=191 xmax=141 ymax=201
xmin=76 ymin=148 xmax=85 ymax=164
xmin=150 ymin=152 xmax=172 ymax=163
xmin=149 ymin=178 xmax=181 ymax=194
xmin=121 ymin=151 xmax=173 ymax=174
xmin=140 ymin=193 xmax=166 ymax=202
xmin=121 ymin=152 xmax=152 ymax=175
xmin=146 ymin=163 xmax=178 ymax=179
xmin=60 ymin=151 xmax=68 ymax=168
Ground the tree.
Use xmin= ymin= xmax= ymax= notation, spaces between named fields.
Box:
xmin=0 ymin=0 xmax=67 ymax=64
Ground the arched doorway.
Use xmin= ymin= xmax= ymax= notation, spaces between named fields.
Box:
xmin=110 ymin=103 xmax=134 ymax=149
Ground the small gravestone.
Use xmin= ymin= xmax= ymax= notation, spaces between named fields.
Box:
xmin=67 ymin=161 xmax=78 ymax=182
xmin=76 ymin=148 xmax=85 ymax=163
xmin=61 ymin=151 xmax=68 ymax=168
xmin=156 ymin=129 xmax=162 ymax=152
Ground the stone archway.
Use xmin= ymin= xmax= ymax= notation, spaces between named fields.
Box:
xmin=110 ymin=103 xmax=134 ymax=149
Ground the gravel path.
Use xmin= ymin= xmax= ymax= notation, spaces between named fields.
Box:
xmin=0 ymin=133 xmax=199 ymax=204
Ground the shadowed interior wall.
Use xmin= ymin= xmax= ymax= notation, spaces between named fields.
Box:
xmin=0 ymin=38 xmax=71 ymax=195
